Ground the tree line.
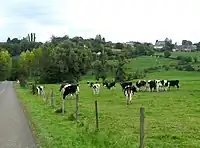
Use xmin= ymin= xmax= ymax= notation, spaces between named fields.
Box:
xmin=0 ymin=34 xmax=200 ymax=85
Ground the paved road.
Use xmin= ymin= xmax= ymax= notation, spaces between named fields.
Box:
xmin=0 ymin=81 xmax=38 ymax=148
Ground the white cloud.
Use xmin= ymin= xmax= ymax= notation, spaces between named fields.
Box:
xmin=0 ymin=0 xmax=200 ymax=44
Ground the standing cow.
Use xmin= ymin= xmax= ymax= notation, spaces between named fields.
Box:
xmin=59 ymin=83 xmax=79 ymax=113
xmin=136 ymin=80 xmax=147 ymax=91
xmin=124 ymin=85 xmax=137 ymax=105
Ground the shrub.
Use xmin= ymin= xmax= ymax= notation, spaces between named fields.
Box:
xmin=164 ymin=51 xmax=171 ymax=58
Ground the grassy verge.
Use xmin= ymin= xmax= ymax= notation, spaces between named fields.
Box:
xmin=15 ymin=70 xmax=200 ymax=148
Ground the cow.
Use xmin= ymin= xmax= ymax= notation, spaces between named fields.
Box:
xmin=104 ymin=81 xmax=116 ymax=89
xmin=124 ymin=85 xmax=137 ymax=105
xmin=155 ymin=80 xmax=163 ymax=92
xmin=148 ymin=80 xmax=156 ymax=92
xmin=160 ymin=80 xmax=170 ymax=91
xmin=59 ymin=83 xmax=79 ymax=98
xmin=59 ymin=83 xmax=79 ymax=113
xmin=168 ymin=80 xmax=179 ymax=89
xmin=87 ymin=81 xmax=94 ymax=88
xmin=36 ymin=85 xmax=45 ymax=96
xmin=89 ymin=82 xmax=100 ymax=95
xmin=136 ymin=80 xmax=147 ymax=91
xmin=103 ymin=80 xmax=109 ymax=87
xmin=120 ymin=81 xmax=133 ymax=91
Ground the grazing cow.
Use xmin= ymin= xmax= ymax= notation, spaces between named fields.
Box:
xmin=160 ymin=80 xmax=170 ymax=91
xmin=168 ymin=80 xmax=179 ymax=89
xmin=124 ymin=85 xmax=137 ymax=105
xmin=87 ymin=81 xmax=94 ymax=88
xmin=155 ymin=80 xmax=163 ymax=92
xmin=136 ymin=80 xmax=147 ymax=91
xmin=90 ymin=82 xmax=100 ymax=95
xmin=148 ymin=80 xmax=156 ymax=92
xmin=120 ymin=81 xmax=133 ymax=91
xmin=59 ymin=83 xmax=79 ymax=113
xmin=36 ymin=85 xmax=45 ymax=96
xmin=59 ymin=83 xmax=79 ymax=98
xmin=103 ymin=80 xmax=109 ymax=87
xmin=104 ymin=81 xmax=116 ymax=89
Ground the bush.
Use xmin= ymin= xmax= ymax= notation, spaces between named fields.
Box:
xmin=177 ymin=56 xmax=192 ymax=63
xmin=183 ymin=65 xmax=195 ymax=71
xmin=164 ymin=51 xmax=171 ymax=58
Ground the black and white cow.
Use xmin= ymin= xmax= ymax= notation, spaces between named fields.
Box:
xmin=160 ymin=80 xmax=170 ymax=91
xmin=59 ymin=83 xmax=79 ymax=113
xmin=104 ymin=81 xmax=116 ymax=89
xmin=120 ymin=81 xmax=133 ymax=91
xmin=168 ymin=80 xmax=179 ymax=89
xmin=147 ymin=80 xmax=156 ymax=92
xmin=124 ymin=85 xmax=137 ymax=105
xmin=155 ymin=80 xmax=164 ymax=92
xmin=136 ymin=80 xmax=147 ymax=91
xmin=103 ymin=80 xmax=109 ymax=87
xmin=36 ymin=85 xmax=45 ymax=96
xmin=88 ymin=82 xmax=100 ymax=95
xmin=87 ymin=81 xmax=94 ymax=88
xmin=59 ymin=83 xmax=79 ymax=99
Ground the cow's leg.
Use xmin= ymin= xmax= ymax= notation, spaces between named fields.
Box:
xmin=93 ymin=89 xmax=95 ymax=95
xmin=177 ymin=84 xmax=179 ymax=88
xmin=156 ymin=85 xmax=159 ymax=92
xmin=126 ymin=95 xmax=129 ymax=105
xmin=37 ymin=88 xmax=39 ymax=95
xmin=129 ymin=94 xmax=132 ymax=104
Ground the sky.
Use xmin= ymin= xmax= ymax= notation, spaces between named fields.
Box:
xmin=0 ymin=0 xmax=200 ymax=44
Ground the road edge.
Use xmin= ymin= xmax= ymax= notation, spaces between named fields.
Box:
xmin=13 ymin=82 xmax=40 ymax=148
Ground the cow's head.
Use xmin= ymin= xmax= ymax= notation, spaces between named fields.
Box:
xmin=59 ymin=84 xmax=65 ymax=92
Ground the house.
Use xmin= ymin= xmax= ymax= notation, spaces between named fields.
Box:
xmin=172 ymin=45 xmax=197 ymax=52
xmin=154 ymin=38 xmax=172 ymax=49
xmin=125 ymin=41 xmax=135 ymax=46
xmin=154 ymin=40 xmax=166 ymax=49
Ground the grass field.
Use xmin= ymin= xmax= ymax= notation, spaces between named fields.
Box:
xmin=15 ymin=70 xmax=200 ymax=148
xmin=108 ymin=56 xmax=177 ymax=72
xmin=125 ymin=56 xmax=177 ymax=72
xmin=156 ymin=51 xmax=200 ymax=60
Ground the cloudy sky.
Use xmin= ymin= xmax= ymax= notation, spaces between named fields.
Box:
xmin=0 ymin=0 xmax=199 ymax=44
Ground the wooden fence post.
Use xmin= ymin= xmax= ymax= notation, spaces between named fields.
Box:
xmin=46 ymin=91 xmax=50 ymax=103
xmin=95 ymin=100 xmax=99 ymax=131
xmin=75 ymin=94 xmax=79 ymax=121
xmin=140 ymin=107 xmax=145 ymax=148
xmin=50 ymin=88 xmax=55 ymax=107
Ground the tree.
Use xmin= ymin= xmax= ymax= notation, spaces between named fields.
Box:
xmin=0 ymin=50 xmax=11 ymax=80
xmin=115 ymin=55 xmax=127 ymax=82
xmin=115 ymin=43 xmax=124 ymax=49
xmin=164 ymin=51 xmax=171 ymax=58
xmin=182 ymin=40 xmax=192 ymax=45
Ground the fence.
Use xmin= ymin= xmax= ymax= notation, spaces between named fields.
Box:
xmin=31 ymin=84 xmax=145 ymax=147
xmin=94 ymin=100 xmax=145 ymax=148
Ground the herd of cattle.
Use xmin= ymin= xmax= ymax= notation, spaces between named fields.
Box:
xmin=87 ymin=79 xmax=179 ymax=105
xmin=33 ymin=79 xmax=179 ymax=106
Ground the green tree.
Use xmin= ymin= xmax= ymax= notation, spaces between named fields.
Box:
xmin=0 ymin=50 xmax=11 ymax=80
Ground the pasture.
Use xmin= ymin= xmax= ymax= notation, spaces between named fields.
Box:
xmin=15 ymin=70 xmax=200 ymax=148
xmin=156 ymin=51 xmax=200 ymax=60
xmin=108 ymin=56 xmax=177 ymax=72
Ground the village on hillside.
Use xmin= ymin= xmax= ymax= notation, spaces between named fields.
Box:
xmin=126 ymin=38 xmax=197 ymax=52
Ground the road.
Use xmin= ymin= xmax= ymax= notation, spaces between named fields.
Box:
xmin=0 ymin=81 xmax=38 ymax=148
